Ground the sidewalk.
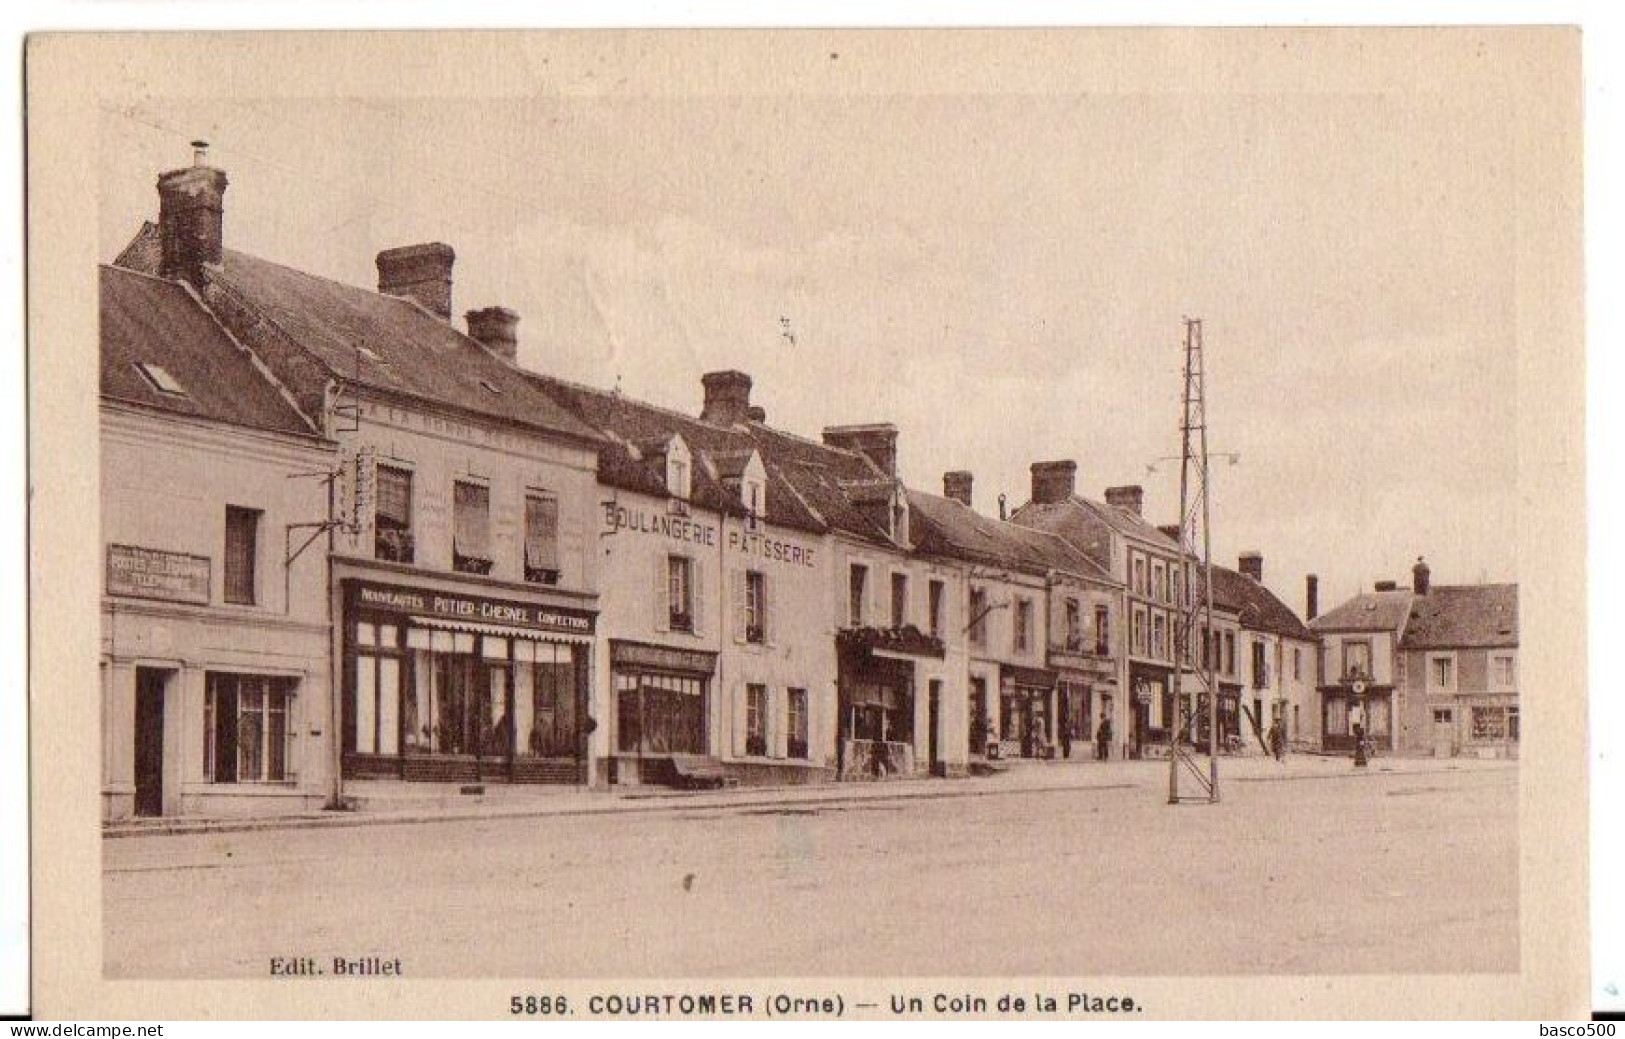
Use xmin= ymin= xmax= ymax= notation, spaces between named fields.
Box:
xmin=101 ymin=752 xmax=1516 ymax=839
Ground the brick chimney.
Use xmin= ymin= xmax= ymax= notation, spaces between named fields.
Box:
xmin=157 ymin=141 xmax=228 ymax=287
xmin=823 ymin=423 xmax=898 ymax=479
xmin=1238 ymin=552 xmax=1263 ymax=582
xmin=746 ymin=405 xmax=767 ymax=423
xmin=1306 ymin=574 xmax=1319 ymax=620
xmin=1412 ymin=555 xmax=1432 ymax=595
xmin=377 ymin=243 xmax=455 ymax=320
xmin=465 ymin=307 xmax=519 ymax=362
xmin=701 ymin=371 xmax=753 ymax=427
xmin=1105 ymin=485 xmax=1144 ymax=516
xmin=943 ymin=471 xmax=973 ymax=507
xmin=1029 ymin=460 xmax=1077 ymax=505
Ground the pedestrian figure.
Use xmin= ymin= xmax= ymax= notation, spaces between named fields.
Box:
xmin=1268 ymin=720 xmax=1284 ymax=762
xmin=1029 ymin=712 xmax=1046 ymax=759
xmin=1353 ymin=722 xmax=1368 ymax=768
xmin=1060 ymin=717 xmax=1073 ymax=760
xmin=1096 ymin=712 xmax=1113 ymax=762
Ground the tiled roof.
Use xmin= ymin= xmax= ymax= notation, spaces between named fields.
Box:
xmin=113 ymin=223 xmax=604 ymax=446
xmin=1010 ymin=496 xmax=1182 ymax=559
xmin=523 ymin=374 xmax=828 ymax=536
xmin=1400 ymin=584 xmax=1519 ymax=649
xmin=99 ymin=265 xmax=320 ymax=439
xmin=737 ymin=422 xmax=898 ymax=545
xmin=1309 ymin=590 xmax=1415 ymax=634
xmin=907 ymin=489 xmax=1116 ymax=583
xmin=1206 ymin=565 xmax=1316 ymax=642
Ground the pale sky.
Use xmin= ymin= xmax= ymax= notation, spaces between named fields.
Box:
xmin=99 ymin=85 xmax=1519 ymax=617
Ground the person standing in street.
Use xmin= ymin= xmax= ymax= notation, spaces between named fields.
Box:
xmin=1096 ymin=712 xmax=1113 ymax=761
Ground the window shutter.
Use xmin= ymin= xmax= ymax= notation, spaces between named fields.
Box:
xmin=762 ymin=573 xmax=774 ymax=646
xmin=653 ymin=556 xmax=668 ymax=632
xmin=770 ymin=687 xmax=786 ymax=759
xmin=691 ymin=559 xmax=706 ymax=635
xmin=454 ymin=482 xmax=491 ymax=561
xmin=732 ymin=568 xmax=747 ymax=644
xmin=732 ymin=684 xmax=749 ymax=757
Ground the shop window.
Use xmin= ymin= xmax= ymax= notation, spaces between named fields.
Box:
xmin=1013 ymin=598 xmax=1032 ymax=654
xmin=1472 ymin=705 xmax=1508 ymax=740
xmin=351 ymin=621 xmax=402 ymax=756
xmin=849 ymin=564 xmax=868 ymax=627
xmin=204 ymin=673 xmax=294 ymax=783
xmin=1325 ymin=697 xmax=1349 ymax=736
xmin=787 ymin=688 xmax=809 ymax=759
xmin=969 ymin=587 xmax=988 ymax=647
xmin=1094 ymin=605 xmax=1110 ymax=655
xmin=223 ymin=505 xmax=261 ymax=605
xmin=969 ymin=676 xmax=989 ymax=753
xmin=668 ymin=555 xmax=694 ymax=632
xmin=524 ymin=493 xmax=561 ymax=585
xmin=452 ymin=481 xmax=493 ymax=575
xmin=847 ymin=681 xmax=912 ymax=744
xmin=1066 ymin=684 xmax=1093 ymax=741
xmin=1508 ymin=705 xmax=1520 ymax=742
xmin=890 ymin=572 xmax=909 ymax=629
xmin=746 ymin=684 xmax=768 ymax=756
xmin=516 ymin=641 xmax=580 ymax=759
xmin=374 ymin=465 xmax=415 ymax=563
xmin=616 ymin=671 xmax=706 ymax=755
xmin=744 ymin=570 xmax=766 ymax=644
xmin=928 ymin=579 xmax=945 ymax=640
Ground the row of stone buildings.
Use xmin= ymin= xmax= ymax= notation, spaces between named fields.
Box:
xmin=99 ymin=148 xmax=1517 ymax=820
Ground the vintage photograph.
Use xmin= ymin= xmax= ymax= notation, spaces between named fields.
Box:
xmin=23 ymin=27 xmax=1589 ymax=1018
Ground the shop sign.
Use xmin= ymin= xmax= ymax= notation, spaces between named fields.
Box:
xmin=106 ymin=544 xmax=210 ymax=604
xmin=602 ymin=503 xmax=717 ymax=548
xmin=726 ymin=527 xmax=817 ymax=568
xmin=611 ymin=639 xmax=717 ymax=676
xmin=350 ymin=579 xmax=595 ymax=635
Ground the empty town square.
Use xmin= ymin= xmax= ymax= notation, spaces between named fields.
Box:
xmin=103 ymin=756 xmax=1517 ymax=979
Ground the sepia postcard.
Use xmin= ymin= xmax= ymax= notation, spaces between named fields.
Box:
xmin=23 ymin=27 xmax=1588 ymax=1020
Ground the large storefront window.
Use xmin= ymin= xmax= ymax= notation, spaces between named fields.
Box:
xmin=204 ymin=673 xmax=294 ymax=783
xmin=1472 ymin=705 xmax=1510 ymax=740
xmin=348 ymin=617 xmax=586 ymax=764
xmin=846 ymin=680 xmax=912 ymax=744
xmin=616 ymin=671 xmax=707 ymax=754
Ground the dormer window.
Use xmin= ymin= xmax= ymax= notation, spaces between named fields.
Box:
xmin=744 ymin=478 xmax=765 ymax=527
xmin=664 ymin=436 xmax=692 ymax=500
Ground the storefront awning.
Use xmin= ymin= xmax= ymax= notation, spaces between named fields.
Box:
xmin=409 ymin=614 xmax=594 ymax=646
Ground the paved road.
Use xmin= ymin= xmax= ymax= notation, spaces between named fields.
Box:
xmin=103 ymin=764 xmax=1518 ymax=978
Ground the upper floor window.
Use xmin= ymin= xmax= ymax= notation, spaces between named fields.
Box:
xmin=891 ymin=572 xmax=909 ymax=629
xmin=374 ymin=464 xmax=414 ymax=563
xmin=1094 ymin=605 xmax=1110 ymax=655
xmin=1342 ymin=641 xmax=1372 ymax=680
xmin=1224 ymin=631 xmax=1236 ymax=675
xmin=787 ymin=688 xmax=809 ymax=760
xmin=1152 ymin=562 xmax=1167 ymax=603
xmin=524 ymin=493 xmax=560 ymax=585
xmin=928 ymin=580 xmax=945 ymax=640
xmin=452 ymin=481 xmax=492 ymax=575
xmin=1429 ymin=654 xmax=1455 ymax=691
xmin=1013 ymin=598 xmax=1032 ymax=654
xmin=668 ymin=456 xmax=690 ymax=500
xmin=849 ymin=564 xmax=868 ymax=627
xmin=969 ymin=587 xmax=988 ymax=648
xmin=1151 ymin=613 xmax=1167 ymax=661
xmin=1133 ymin=556 xmax=1148 ymax=597
xmin=1493 ymin=653 xmax=1516 ymax=688
xmin=744 ymin=478 xmax=765 ymax=527
xmin=223 ymin=505 xmax=261 ymax=605
xmin=668 ymin=555 xmax=694 ymax=632
xmin=1293 ymin=646 xmax=1302 ymax=681
xmin=1252 ymin=641 xmax=1269 ymax=689
xmin=745 ymin=683 xmax=768 ymax=757
xmin=745 ymin=570 xmax=766 ymax=644
xmin=1065 ymin=598 xmax=1082 ymax=651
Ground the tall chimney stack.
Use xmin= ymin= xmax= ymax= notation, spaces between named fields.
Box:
xmin=157 ymin=140 xmax=228 ymax=287
xmin=943 ymin=471 xmax=974 ymax=508
xmin=465 ymin=307 xmax=519 ymax=362
xmin=822 ymin=424 xmax=899 ymax=479
xmin=1238 ymin=552 xmax=1263 ymax=583
xmin=1306 ymin=574 xmax=1319 ymax=621
xmin=1104 ymin=485 xmax=1145 ymax=516
xmin=1029 ymin=460 xmax=1077 ymax=505
xmin=1412 ymin=555 xmax=1432 ymax=596
xmin=700 ymin=370 xmax=753 ymax=427
xmin=377 ymin=243 xmax=455 ymax=320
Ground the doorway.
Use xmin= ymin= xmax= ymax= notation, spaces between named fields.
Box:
xmin=134 ymin=667 xmax=170 ymax=817
xmin=927 ymin=680 xmax=942 ymax=776
xmin=1432 ymin=707 xmax=1455 ymax=758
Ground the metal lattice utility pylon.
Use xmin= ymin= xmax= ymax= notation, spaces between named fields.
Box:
xmin=1169 ymin=317 xmax=1220 ymax=804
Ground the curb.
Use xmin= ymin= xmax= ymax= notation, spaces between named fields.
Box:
xmin=101 ymin=778 xmax=1143 ymax=840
